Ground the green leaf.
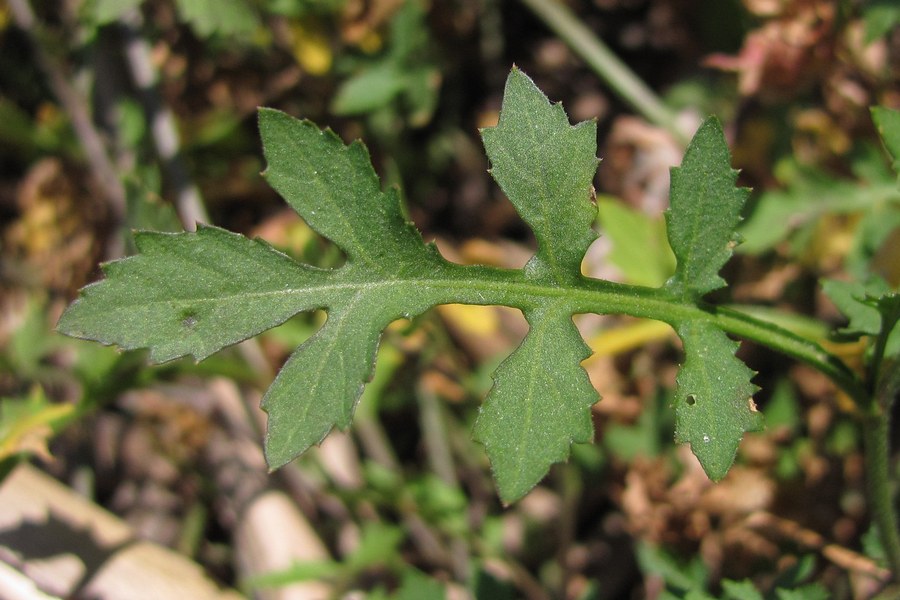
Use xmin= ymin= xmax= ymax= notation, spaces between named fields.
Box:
xmin=60 ymin=110 xmax=451 ymax=471
xmin=392 ymin=569 xmax=445 ymax=600
xmin=665 ymin=117 xmax=747 ymax=300
xmin=174 ymin=0 xmax=259 ymax=38
xmin=821 ymin=277 xmax=891 ymax=337
xmin=331 ymin=63 xmax=407 ymax=116
xmin=91 ymin=0 xmax=144 ymax=24
xmin=822 ymin=278 xmax=900 ymax=372
xmin=262 ymin=300 xmax=399 ymax=467
xmin=864 ymin=1 xmax=900 ymax=44
xmin=0 ymin=387 xmax=77 ymax=463
xmin=597 ymin=195 xmax=675 ymax=286
xmin=58 ymin=225 xmax=330 ymax=362
xmin=473 ymin=69 xmax=601 ymax=502
xmin=59 ymin=67 xmax=826 ymax=501
xmin=259 ymin=108 xmax=439 ymax=268
xmin=721 ymin=579 xmax=763 ymax=600
xmin=258 ymin=110 xmax=452 ymax=468
xmin=662 ymin=118 xmax=763 ymax=480
xmin=473 ymin=305 xmax=597 ymax=502
xmin=737 ymin=144 xmax=900 ymax=260
xmin=330 ymin=0 xmax=439 ymax=124
xmin=673 ymin=321 xmax=762 ymax=480
xmin=635 ymin=542 xmax=708 ymax=593
xmin=776 ymin=585 xmax=830 ymax=600
xmin=872 ymin=106 xmax=900 ymax=176
xmin=480 ymin=67 xmax=598 ymax=284
xmin=665 ymin=118 xmax=763 ymax=481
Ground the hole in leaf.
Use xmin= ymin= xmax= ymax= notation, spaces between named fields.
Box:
xmin=180 ymin=311 xmax=199 ymax=329
xmin=686 ymin=394 xmax=697 ymax=406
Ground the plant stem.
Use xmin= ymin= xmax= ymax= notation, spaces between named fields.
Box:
xmin=516 ymin=0 xmax=691 ymax=145
xmin=415 ymin=265 xmax=869 ymax=406
xmin=233 ymin=262 xmax=870 ymax=407
xmin=863 ymin=411 xmax=900 ymax=579
xmin=709 ymin=305 xmax=870 ymax=409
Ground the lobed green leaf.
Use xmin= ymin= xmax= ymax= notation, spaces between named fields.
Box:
xmin=57 ymin=225 xmax=330 ymax=362
xmin=473 ymin=69 xmax=603 ymax=501
xmin=57 ymin=67 xmax=780 ymax=501
xmin=259 ymin=108 xmax=440 ymax=271
xmin=473 ymin=305 xmax=597 ymax=503
xmin=257 ymin=110 xmax=455 ymax=468
xmin=480 ymin=67 xmax=598 ymax=284
xmin=659 ymin=117 xmax=763 ymax=478
xmin=673 ymin=320 xmax=762 ymax=480
xmin=263 ymin=301 xmax=397 ymax=469
xmin=666 ymin=117 xmax=748 ymax=300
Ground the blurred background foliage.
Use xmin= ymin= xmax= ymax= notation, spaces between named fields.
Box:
xmin=0 ymin=0 xmax=899 ymax=598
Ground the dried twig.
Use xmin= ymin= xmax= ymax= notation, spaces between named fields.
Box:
xmin=8 ymin=0 xmax=127 ymax=258
xmin=745 ymin=511 xmax=892 ymax=583
xmin=118 ymin=9 xmax=209 ymax=230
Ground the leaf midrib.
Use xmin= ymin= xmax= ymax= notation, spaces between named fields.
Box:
xmin=104 ymin=268 xmax=674 ymax=317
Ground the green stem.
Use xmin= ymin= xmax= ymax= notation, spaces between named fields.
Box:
xmin=863 ymin=411 xmax=900 ymax=579
xmin=423 ymin=264 xmax=869 ymax=406
xmin=708 ymin=305 xmax=869 ymax=409
xmin=516 ymin=0 xmax=690 ymax=145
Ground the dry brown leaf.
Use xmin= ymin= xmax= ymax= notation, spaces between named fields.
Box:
xmin=705 ymin=0 xmax=836 ymax=100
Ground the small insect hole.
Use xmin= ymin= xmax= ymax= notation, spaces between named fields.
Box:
xmin=181 ymin=312 xmax=199 ymax=329
xmin=686 ymin=394 xmax=697 ymax=406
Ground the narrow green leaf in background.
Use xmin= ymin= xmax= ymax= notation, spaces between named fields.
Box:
xmin=331 ymin=63 xmax=407 ymax=116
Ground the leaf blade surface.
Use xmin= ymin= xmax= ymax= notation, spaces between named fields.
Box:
xmin=480 ymin=68 xmax=598 ymax=283
xmin=473 ymin=305 xmax=597 ymax=503
xmin=259 ymin=108 xmax=438 ymax=271
xmin=263 ymin=299 xmax=396 ymax=468
xmin=57 ymin=225 xmax=332 ymax=362
xmin=673 ymin=320 xmax=762 ymax=480
xmin=666 ymin=117 xmax=748 ymax=300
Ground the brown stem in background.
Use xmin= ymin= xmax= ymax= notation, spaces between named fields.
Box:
xmin=118 ymin=9 xmax=210 ymax=230
xmin=8 ymin=0 xmax=127 ymax=258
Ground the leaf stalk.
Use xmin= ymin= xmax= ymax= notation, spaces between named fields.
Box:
xmin=417 ymin=263 xmax=870 ymax=407
xmin=863 ymin=409 xmax=900 ymax=579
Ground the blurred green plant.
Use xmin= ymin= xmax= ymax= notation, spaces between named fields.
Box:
xmin=638 ymin=545 xmax=831 ymax=600
xmin=4 ymin=0 xmax=895 ymax=591
xmin=242 ymin=521 xmax=446 ymax=599
xmin=56 ymin=72 xmax=900 ymax=593
xmin=331 ymin=0 xmax=439 ymax=128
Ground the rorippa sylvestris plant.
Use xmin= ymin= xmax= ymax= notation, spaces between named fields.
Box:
xmin=58 ymin=68 xmax=900 ymax=582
